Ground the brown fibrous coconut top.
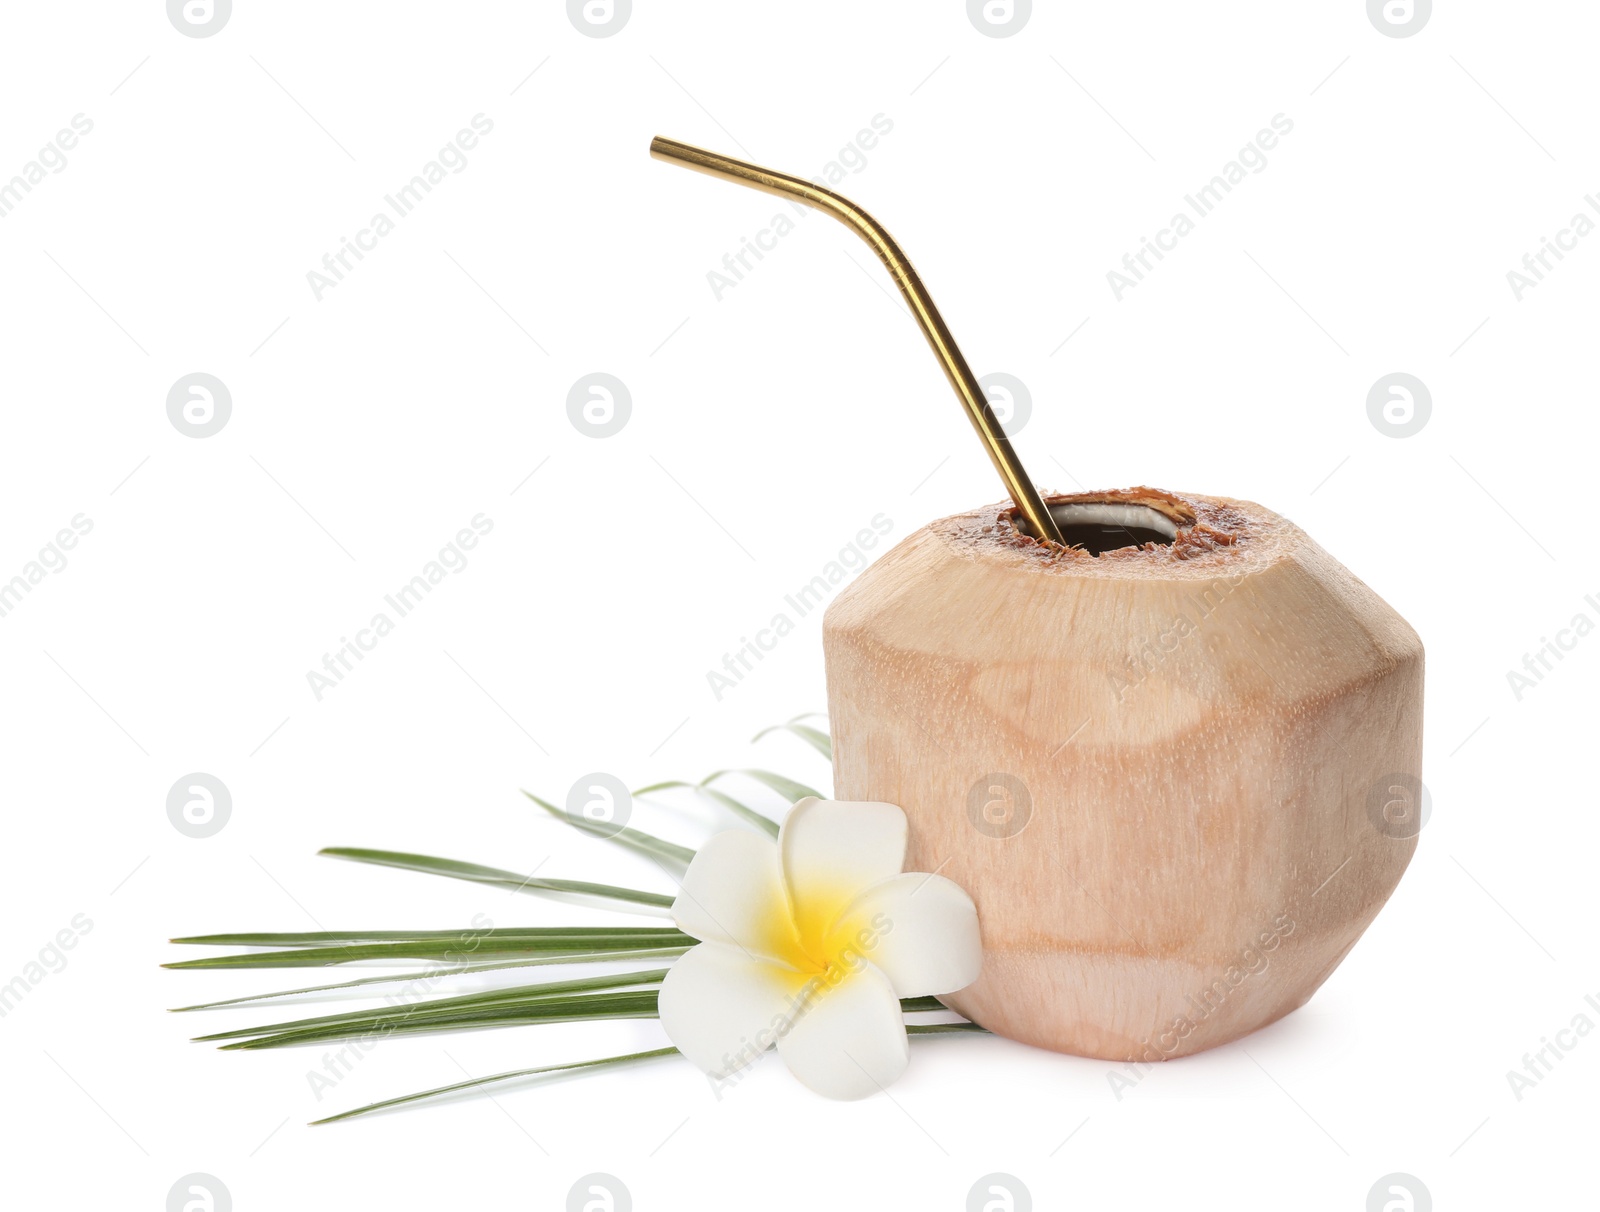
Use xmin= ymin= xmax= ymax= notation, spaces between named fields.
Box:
xmin=932 ymin=486 xmax=1293 ymax=580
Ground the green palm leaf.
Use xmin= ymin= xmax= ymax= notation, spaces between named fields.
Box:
xmin=170 ymin=950 xmax=689 ymax=1013
xmin=217 ymin=990 xmax=665 ymax=1050
xmin=197 ymin=983 xmax=973 ymax=1052
xmin=170 ymin=927 xmax=683 ymax=948
xmin=310 ymin=1047 xmax=680 ymax=1125
xmin=198 ymin=970 xmax=671 ymax=1043
xmin=752 ymin=715 xmax=833 ymax=761
xmin=702 ymin=768 xmax=825 ymax=805
xmin=633 ymin=780 xmax=781 ymax=838
xmin=172 ymin=711 xmax=989 ymax=1126
xmin=312 ymin=1024 xmax=988 ymax=1124
xmin=904 ymin=1022 xmax=988 ymax=1035
xmin=165 ymin=933 xmax=691 ymax=970
xmin=522 ymin=791 xmax=697 ymax=867
xmin=318 ymin=847 xmax=674 ymax=909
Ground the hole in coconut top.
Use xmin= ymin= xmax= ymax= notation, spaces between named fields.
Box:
xmin=1044 ymin=501 xmax=1179 ymax=555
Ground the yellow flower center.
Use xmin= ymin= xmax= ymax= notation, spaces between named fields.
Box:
xmin=757 ymin=884 xmax=888 ymax=980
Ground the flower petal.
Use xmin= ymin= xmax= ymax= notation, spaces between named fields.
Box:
xmin=774 ymin=959 xmax=908 ymax=1100
xmin=780 ymin=797 xmax=907 ymax=939
xmin=657 ymin=942 xmax=811 ymax=1080
xmin=827 ymin=872 xmax=983 ymax=998
xmin=671 ymin=828 xmax=805 ymax=965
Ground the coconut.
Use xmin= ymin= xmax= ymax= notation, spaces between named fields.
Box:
xmin=824 ymin=487 xmax=1423 ymax=1060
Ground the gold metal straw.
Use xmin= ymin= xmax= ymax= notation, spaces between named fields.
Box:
xmin=649 ymin=136 xmax=1066 ymax=548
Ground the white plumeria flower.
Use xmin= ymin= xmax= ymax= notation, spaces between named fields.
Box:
xmin=658 ymin=796 xmax=982 ymax=1100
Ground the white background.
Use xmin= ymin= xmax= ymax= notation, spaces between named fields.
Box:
xmin=1 ymin=1 xmax=1595 ymax=1208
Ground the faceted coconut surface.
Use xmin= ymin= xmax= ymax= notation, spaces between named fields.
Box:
xmin=822 ymin=488 xmax=1424 ymax=1061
